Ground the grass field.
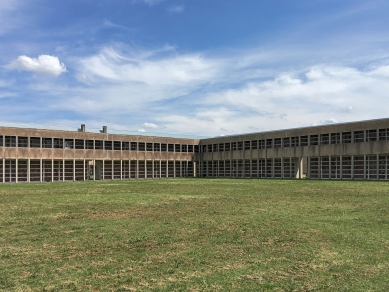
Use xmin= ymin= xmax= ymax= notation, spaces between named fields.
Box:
xmin=1 ymin=179 xmax=389 ymax=291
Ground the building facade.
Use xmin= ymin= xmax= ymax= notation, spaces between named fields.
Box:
xmin=1 ymin=118 xmax=389 ymax=183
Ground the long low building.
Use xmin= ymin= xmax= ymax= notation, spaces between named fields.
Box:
xmin=1 ymin=118 xmax=389 ymax=183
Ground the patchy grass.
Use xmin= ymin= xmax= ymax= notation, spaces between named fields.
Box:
xmin=0 ymin=178 xmax=389 ymax=291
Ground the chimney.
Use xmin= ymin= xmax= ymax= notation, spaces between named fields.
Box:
xmin=81 ymin=124 xmax=86 ymax=132
xmin=102 ymin=126 xmax=107 ymax=133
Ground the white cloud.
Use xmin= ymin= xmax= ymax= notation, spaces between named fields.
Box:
xmin=142 ymin=122 xmax=158 ymax=129
xmin=138 ymin=0 xmax=164 ymax=6
xmin=76 ymin=46 xmax=216 ymax=85
xmin=319 ymin=118 xmax=339 ymax=125
xmin=19 ymin=43 xmax=389 ymax=136
xmin=0 ymin=92 xmax=17 ymax=98
xmin=4 ymin=55 xmax=67 ymax=77
xmin=167 ymin=5 xmax=184 ymax=14
xmin=138 ymin=129 xmax=146 ymax=132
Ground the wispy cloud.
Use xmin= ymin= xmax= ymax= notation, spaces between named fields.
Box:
xmin=4 ymin=55 xmax=67 ymax=77
xmin=0 ymin=0 xmax=23 ymax=35
xmin=75 ymin=46 xmax=216 ymax=85
xmin=137 ymin=0 xmax=164 ymax=6
xmin=167 ymin=5 xmax=184 ymax=14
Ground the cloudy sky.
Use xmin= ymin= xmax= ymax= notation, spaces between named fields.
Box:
xmin=1 ymin=0 xmax=389 ymax=137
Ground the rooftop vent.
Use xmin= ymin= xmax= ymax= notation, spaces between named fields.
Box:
xmin=81 ymin=124 xmax=86 ymax=132
xmin=102 ymin=126 xmax=107 ymax=133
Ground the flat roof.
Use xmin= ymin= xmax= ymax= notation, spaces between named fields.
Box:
xmin=0 ymin=121 xmax=206 ymax=140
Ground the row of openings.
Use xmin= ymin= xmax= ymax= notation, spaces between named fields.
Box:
xmin=0 ymin=160 xmax=195 ymax=182
xmin=198 ymin=158 xmax=296 ymax=178
xmin=201 ymin=128 xmax=389 ymax=152
xmin=0 ymin=136 xmax=199 ymax=153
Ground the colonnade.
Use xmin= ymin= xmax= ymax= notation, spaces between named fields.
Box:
xmin=0 ymin=159 xmax=194 ymax=183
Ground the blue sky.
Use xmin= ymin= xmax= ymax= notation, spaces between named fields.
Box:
xmin=1 ymin=0 xmax=389 ymax=137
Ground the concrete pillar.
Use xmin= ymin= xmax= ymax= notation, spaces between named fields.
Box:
xmin=27 ymin=159 xmax=30 ymax=183
xmin=281 ymin=157 xmax=284 ymax=179
xmin=173 ymin=160 xmax=176 ymax=178
xmin=40 ymin=159 xmax=43 ymax=183
xmin=319 ymin=157 xmax=322 ymax=179
xmin=51 ymin=159 xmax=54 ymax=182
xmin=136 ymin=160 xmax=139 ymax=179
xmin=307 ymin=157 xmax=310 ymax=179
xmin=15 ymin=158 xmax=18 ymax=183
xmin=120 ymin=159 xmax=123 ymax=180
xmin=83 ymin=159 xmax=86 ymax=181
xmin=93 ymin=160 xmax=96 ymax=181
xmin=103 ymin=160 xmax=105 ymax=180
xmin=295 ymin=157 xmax=302 ymax=179
xmin=112 ymin=160 xmax=114 ymax=180
xmin=250 ymin=159 xmax=252 ymax=178
xmin=2 ymin=158 xmax=5 ymax=183
xmin=63 ymin=159 xmax=65 ymax=182
xmin=363 ymin=154 xmax=366 ymax=180
xmin=180 ymin=161 xmax=182 ymax=178
xmin=329 ymin=156 xmax=332 ymax=179
xmin=193 ymin=161 xmax=197 ymax=178
xmin=166 ymin=160 xmax=168 ymax=178
xmin=340 ymin=155 xmax=343 ymax=179
xmin=374 ymin=153 xmax=380 ymax=180
xmin=272 ymin=158 xmax=275 ymax=178
xmin=351 ymin=155 xmax=354 ymax=180
xmin=73 ymin=159 xmax=76 ymax=182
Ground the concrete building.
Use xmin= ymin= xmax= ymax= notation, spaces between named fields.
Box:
xmin=1 ymin=117 xmax=389 ymax=183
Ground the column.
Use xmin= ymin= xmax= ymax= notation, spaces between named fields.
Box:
xmin=102 ymin=160 xmax=105 ymax=180
xmin=319 ymin=156 xmax=322 ymax=179
xmin=27 ymin=159 xmax=30 ymax=183
xmin=15 ymin=158 xmax=18 ymax=183
xmin=377 ymin=154 xmax=379 ymax=180
xmin=136 ymin=160 xmax=139 ymax=179
xmin=180 ymin=161 xmax=182 ymax=178
xmin=52 ymin=159 xmax=54 ymax=182
xmin=281 ymin=157 xmax=284 ymax=179
xmin=2 ymin=158 xmax=5 ymax=183
xmin=250 ymin=159 xmax=252 ymax=178
xmin=272 ymin=158 xmax=275 ymax=178
xmin=120 ymin=159 xmax=123 ymax=180
xmin=351 ymin=155 xmax=354 ymax=180
xmin=329 ymin=156 xmax=332 ymax=179
xmin=152 ymin=159 xmax=154 ymax=179
xmin=340 ymin=155 xmax=343 ymax=179
xmin=112 ymin=160 xmax=114 ymax=180
xmin=173 ymin=160 xmax=176 ymax=178
xmin=40 ymin=159 xmax=43 ymax=182
xmin=363 ymin=154 xmax=366 ymax=180
xmin=62 ymin=159 xmax=65 ymax=182
xmin=307 ymin=157 xmax=310 ymax=179
xmin=83 ymin=159 xmax=86 ymax=181
xmin=93 ymin=159 xmax=96 ymax=181
xmin=159 ymin=160 xmax=162 ymax=178
xmin=73 ymin=159 xmax=76 ymax=181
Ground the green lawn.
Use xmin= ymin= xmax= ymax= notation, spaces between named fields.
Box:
xmin=1 ymin=179 xmax=389 ymax=291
